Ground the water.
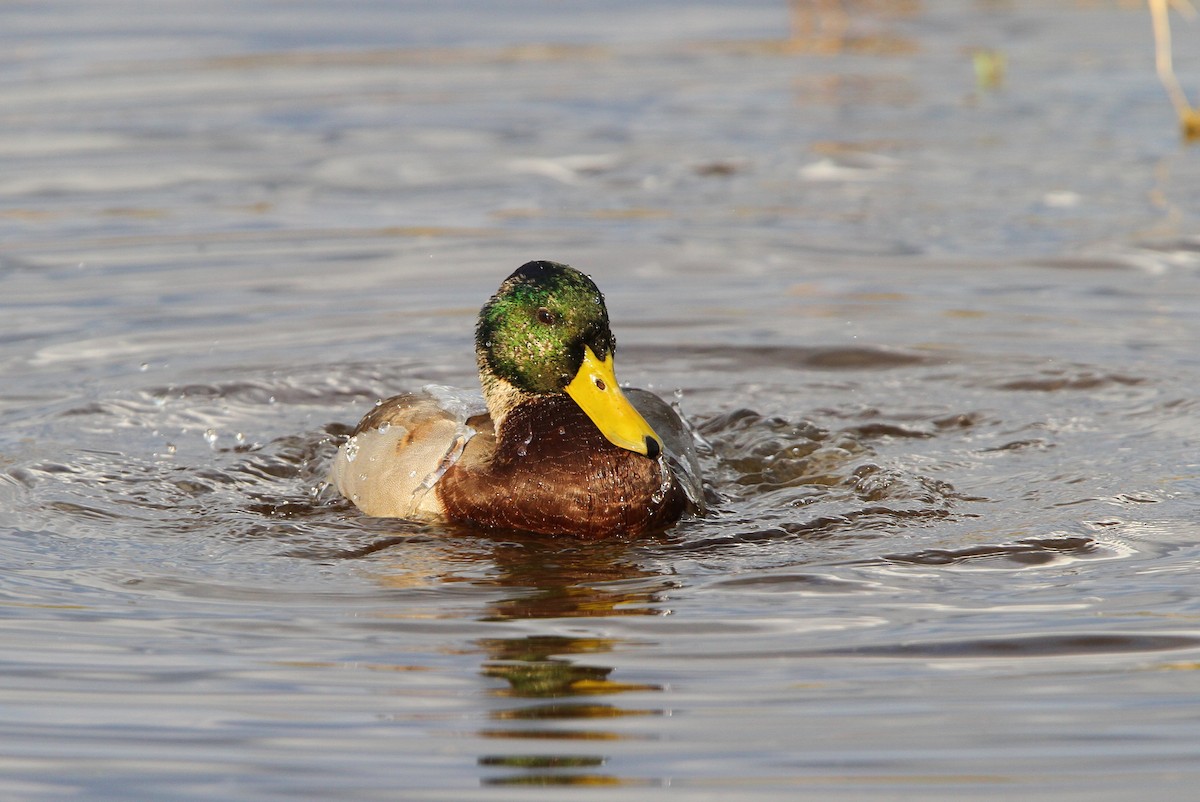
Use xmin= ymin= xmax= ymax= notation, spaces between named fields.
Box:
xmin=4 ymin=1 xmax=1200 ymax=798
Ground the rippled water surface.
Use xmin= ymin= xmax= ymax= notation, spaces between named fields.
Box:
xmin=5 ymin=2 xmax=1200 ymax=799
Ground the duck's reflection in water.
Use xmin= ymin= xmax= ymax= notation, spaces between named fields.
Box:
xmin=362 ymin=530 xmax=674 ymax=785
xmin=475 ymin=537 xmax=671 ymax=787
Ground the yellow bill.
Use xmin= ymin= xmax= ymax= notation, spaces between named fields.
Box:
xmin=565 ymin=346 xmax=664 ymax=459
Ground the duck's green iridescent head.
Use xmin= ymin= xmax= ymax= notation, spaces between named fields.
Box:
xmin=476 ymin=260 xmax=662 ymax=459
xmin=477 ymin=260 xmax=612 ymax=395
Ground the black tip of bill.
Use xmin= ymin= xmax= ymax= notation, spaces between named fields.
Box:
xmin=645 ymin=436 xmax=661 ymax=461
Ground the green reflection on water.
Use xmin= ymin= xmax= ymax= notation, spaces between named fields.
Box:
xmin=472 ymin=535 xmax=670 ymax=787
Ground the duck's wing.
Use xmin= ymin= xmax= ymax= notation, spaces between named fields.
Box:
xmin=627 ymin=388 xmax=706 ymax=513
xmin=329 ymin=385 xmax=487 ymax=519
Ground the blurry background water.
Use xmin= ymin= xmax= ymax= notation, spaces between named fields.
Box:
xmin=3 ymin=1 xmax=1200 ymax=798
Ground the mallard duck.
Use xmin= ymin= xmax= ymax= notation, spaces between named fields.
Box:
xmin=329 ymin=260 xmax=703 ymax=537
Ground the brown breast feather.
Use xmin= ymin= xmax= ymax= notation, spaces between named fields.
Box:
xmin=436 ymin=395 xmax=686 ymax=538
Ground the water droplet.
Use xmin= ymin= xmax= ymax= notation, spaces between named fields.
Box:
xmin=557 ymin=426 xmax=566 ymax=436
xmin=374 ymin=399 xmax=383 ymax=407
xmin=203 ymin=429 xmax=218 ymax=447
xmin=378 ymin=422 xmax=391 ymax=433
xmin=516 ymin=445 xmax=527 ymax=457
xmin=267 ymin=395 xmax=277 ymax=404
xmin=165 ymin=443 xmax=176 ymax=455
xmin=343 ymin=435 xmax=360 ymax=462
xmin=235 ymin=432 xmax=245 ymax=443
xmin=139 ymin=362 xmax=149 ymax=372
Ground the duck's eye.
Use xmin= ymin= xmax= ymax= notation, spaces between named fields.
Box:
xmin=536 ymin=307 xmax=557 ymax=325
